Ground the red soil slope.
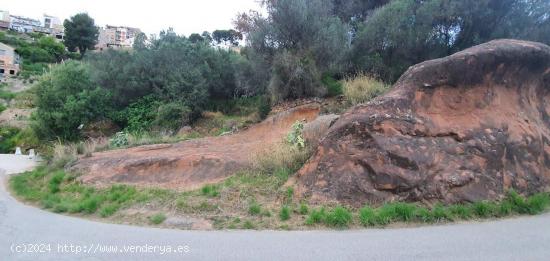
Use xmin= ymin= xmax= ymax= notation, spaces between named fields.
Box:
xmin=70 ymin=104 xmax=320 ymax=190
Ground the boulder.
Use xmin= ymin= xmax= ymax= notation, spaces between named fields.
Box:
xmin=302 ymin=114 xmax=340 ymax=147
xmin=291 ymin=40 xmax=550 ymax=207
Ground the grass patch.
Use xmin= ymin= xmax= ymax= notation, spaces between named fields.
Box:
xmin=279 ymin=205 xmax=291 ymax=221
xmin=343 ymin=73 xmax=389 ymax=105
xmin=356 ymin=191 xmax=550 ymax=227
xmin=242 ymin=220 xmax=255 ymax=229
xmin=9 ymin=167 xmax=154 ymax=218
xmin=305 ymin=207 xmax=326 ymax=225
xmin=248 ymin=202 xmax=262 ymax=216
xmin=201 ymin=184 xmax=220 ymax=197
xmin=324 ymin=206 xmax=353 ymax=228
xmin=298 ymin=203 xmax=309 ymax=215
xmin=149 ymin=213 xmax=167 ymax=224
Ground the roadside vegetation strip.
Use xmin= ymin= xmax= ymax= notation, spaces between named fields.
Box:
xmin=9 ymin=164 xmax=550 ymax=229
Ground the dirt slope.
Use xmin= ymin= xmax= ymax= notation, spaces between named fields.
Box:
xmin=70 ymin=104 xmax=320 ymax=190
xmin=290 ymin=40 xmax=550 ymax=206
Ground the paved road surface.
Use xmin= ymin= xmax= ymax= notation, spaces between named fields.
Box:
xmin=1 ymin=154 xmax=550 ymax=261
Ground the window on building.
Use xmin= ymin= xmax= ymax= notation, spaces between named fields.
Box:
xmin=0 ymin=69 xmax=4 ymax=74
xmin=9 ymin=70 xmax=14 ymax=75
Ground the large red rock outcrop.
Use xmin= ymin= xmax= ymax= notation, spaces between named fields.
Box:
xmin=291 ymin=40 xmax=550 ymax=206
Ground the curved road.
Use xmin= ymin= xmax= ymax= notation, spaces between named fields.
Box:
xmin=1 ymin=155 xmax=550 ymax=261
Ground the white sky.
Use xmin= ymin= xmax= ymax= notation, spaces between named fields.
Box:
xmin=0 ymin=0 xmax=264 ymax=36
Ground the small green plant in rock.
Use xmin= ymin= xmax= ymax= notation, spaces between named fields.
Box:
xmin=286 ymin=121 xmax=305 ymax=148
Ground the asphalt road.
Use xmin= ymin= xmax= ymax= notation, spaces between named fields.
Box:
xmin=1 ymin=155 xmax=550 ymax=261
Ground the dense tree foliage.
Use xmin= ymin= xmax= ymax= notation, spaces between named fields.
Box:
xmin=34 ymin=61 xmax=110 ymax=141
xmin=32 ymin=1 xmax=550 ymax=140
xmin=351 ymin=0 xmax=550 ymax=81
xmin=239 ymin=0 xmax=550 ymax=87
xmin=63 ymin=13 xmax=99 ymax=56
xmin=34 ymin=31 xmax=257 ymax=140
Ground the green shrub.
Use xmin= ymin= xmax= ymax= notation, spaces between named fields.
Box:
xmin=448 ymin=205 xmax=472 ymax=220
xmin=286 ymin=121 xmax=305 ymax=148
xmin=109 ymin=132 xmax=129 ymax=148
xmin=257 ymin=96 xmax=271 ymax=120
xmin=279 ymin=205 xmax=291 ymax=221
xmin=305 ymin=207 xmax=326 ymax=225
xmin=471 ymin=202 xmax=495 ymax=218
xmin=375 ymin=204 xmax=397 ymax=225
xmin=285 ymin=187 xmax=294 ymax=203
xmin=415 ymin=207 xmax=434 ymax=223
xmin=153 ymin=102 xmax=192 ymax=131
xmin=248 ymin=202 xmax=262 ymax=216
xmin=0 ymin=126 xmax=21 ymax=153
xmin=33 ymin=61 xmax=111 ymax=141
xmin=322 ymin=74 xmax=343 ymax=96
xmin=48 ymin=171 xmax=65 ymax=193
xmin=201 ymin=185 xmax=220 ymax=197
xmin=392 ymin=203 xmax=417 ymax=222
xmin=359 ymin=206 xmax=376 ymax=226
xmin=99 ymin=204 xmax=120 ymax=217
xmin=298 ymin=203 xmax=309 ymax=215
xmin=149 ymin=213 xmax=167 ymax=224
xmin=117 ymin=95 xmax=160 ymax=133
xmin=324 ymin=206 xmax=352 ymax=228
xmin=243 ymin=220 xmax=255 ymax=229
xmin=505 ymin=190 xmax=529 ymax=214
xmin=80 ymin=195 xmax=102 ymax=214
xmin=526 ymin=193 xmax=550 ymax=214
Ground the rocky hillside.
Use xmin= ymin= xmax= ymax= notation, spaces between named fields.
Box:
xmin=291 ymin=40 xmax=550 ymax=206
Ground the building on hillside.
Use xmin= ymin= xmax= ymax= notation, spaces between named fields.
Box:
xmin=9 ymin=15 xmax=41 ymax=33
xmin=0 ymin=42 xmax=21 ymax=78
xmin=96 ymin=25 xmax=142 ymax=50
xmin=40 ymin=14 xmax=64 ymax=39
xmin=0 ymin=10 xmax=10 ymax=30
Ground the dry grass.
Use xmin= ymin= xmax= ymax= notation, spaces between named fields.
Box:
xmin=343 ymin=73 xmax=390 ymax=105
xmin=51 ymin=142 xmax=78 ymax=168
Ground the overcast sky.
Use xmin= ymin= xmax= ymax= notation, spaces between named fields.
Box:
xmin=1 ymin=0 xmax=263 ymax=36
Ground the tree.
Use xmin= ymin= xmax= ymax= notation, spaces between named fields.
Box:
xmin=132 ymin=32 xmax=148 ymax=50
xmin=34 ymin=61 xmax=110 ymax=141
xmin=188 ymin=33 xmax=204 ymax=43
xmin=212 ymin=29 xmax=243 ymax=46
xmin=350 ymin=0 xmax=550 ymax=82
xmin=236 ymin=0 xmax=350 ymax=101
xmin=63 ymin=13 xmax=99 ymax=56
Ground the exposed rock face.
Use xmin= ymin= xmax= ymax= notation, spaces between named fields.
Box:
xmin=292 ymin=40 xmax=550 ymax=206
xmin=70 ymin=104 xmax=321 ymax=190
xmin=302 ymin=114 xmax=340 ymax=147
